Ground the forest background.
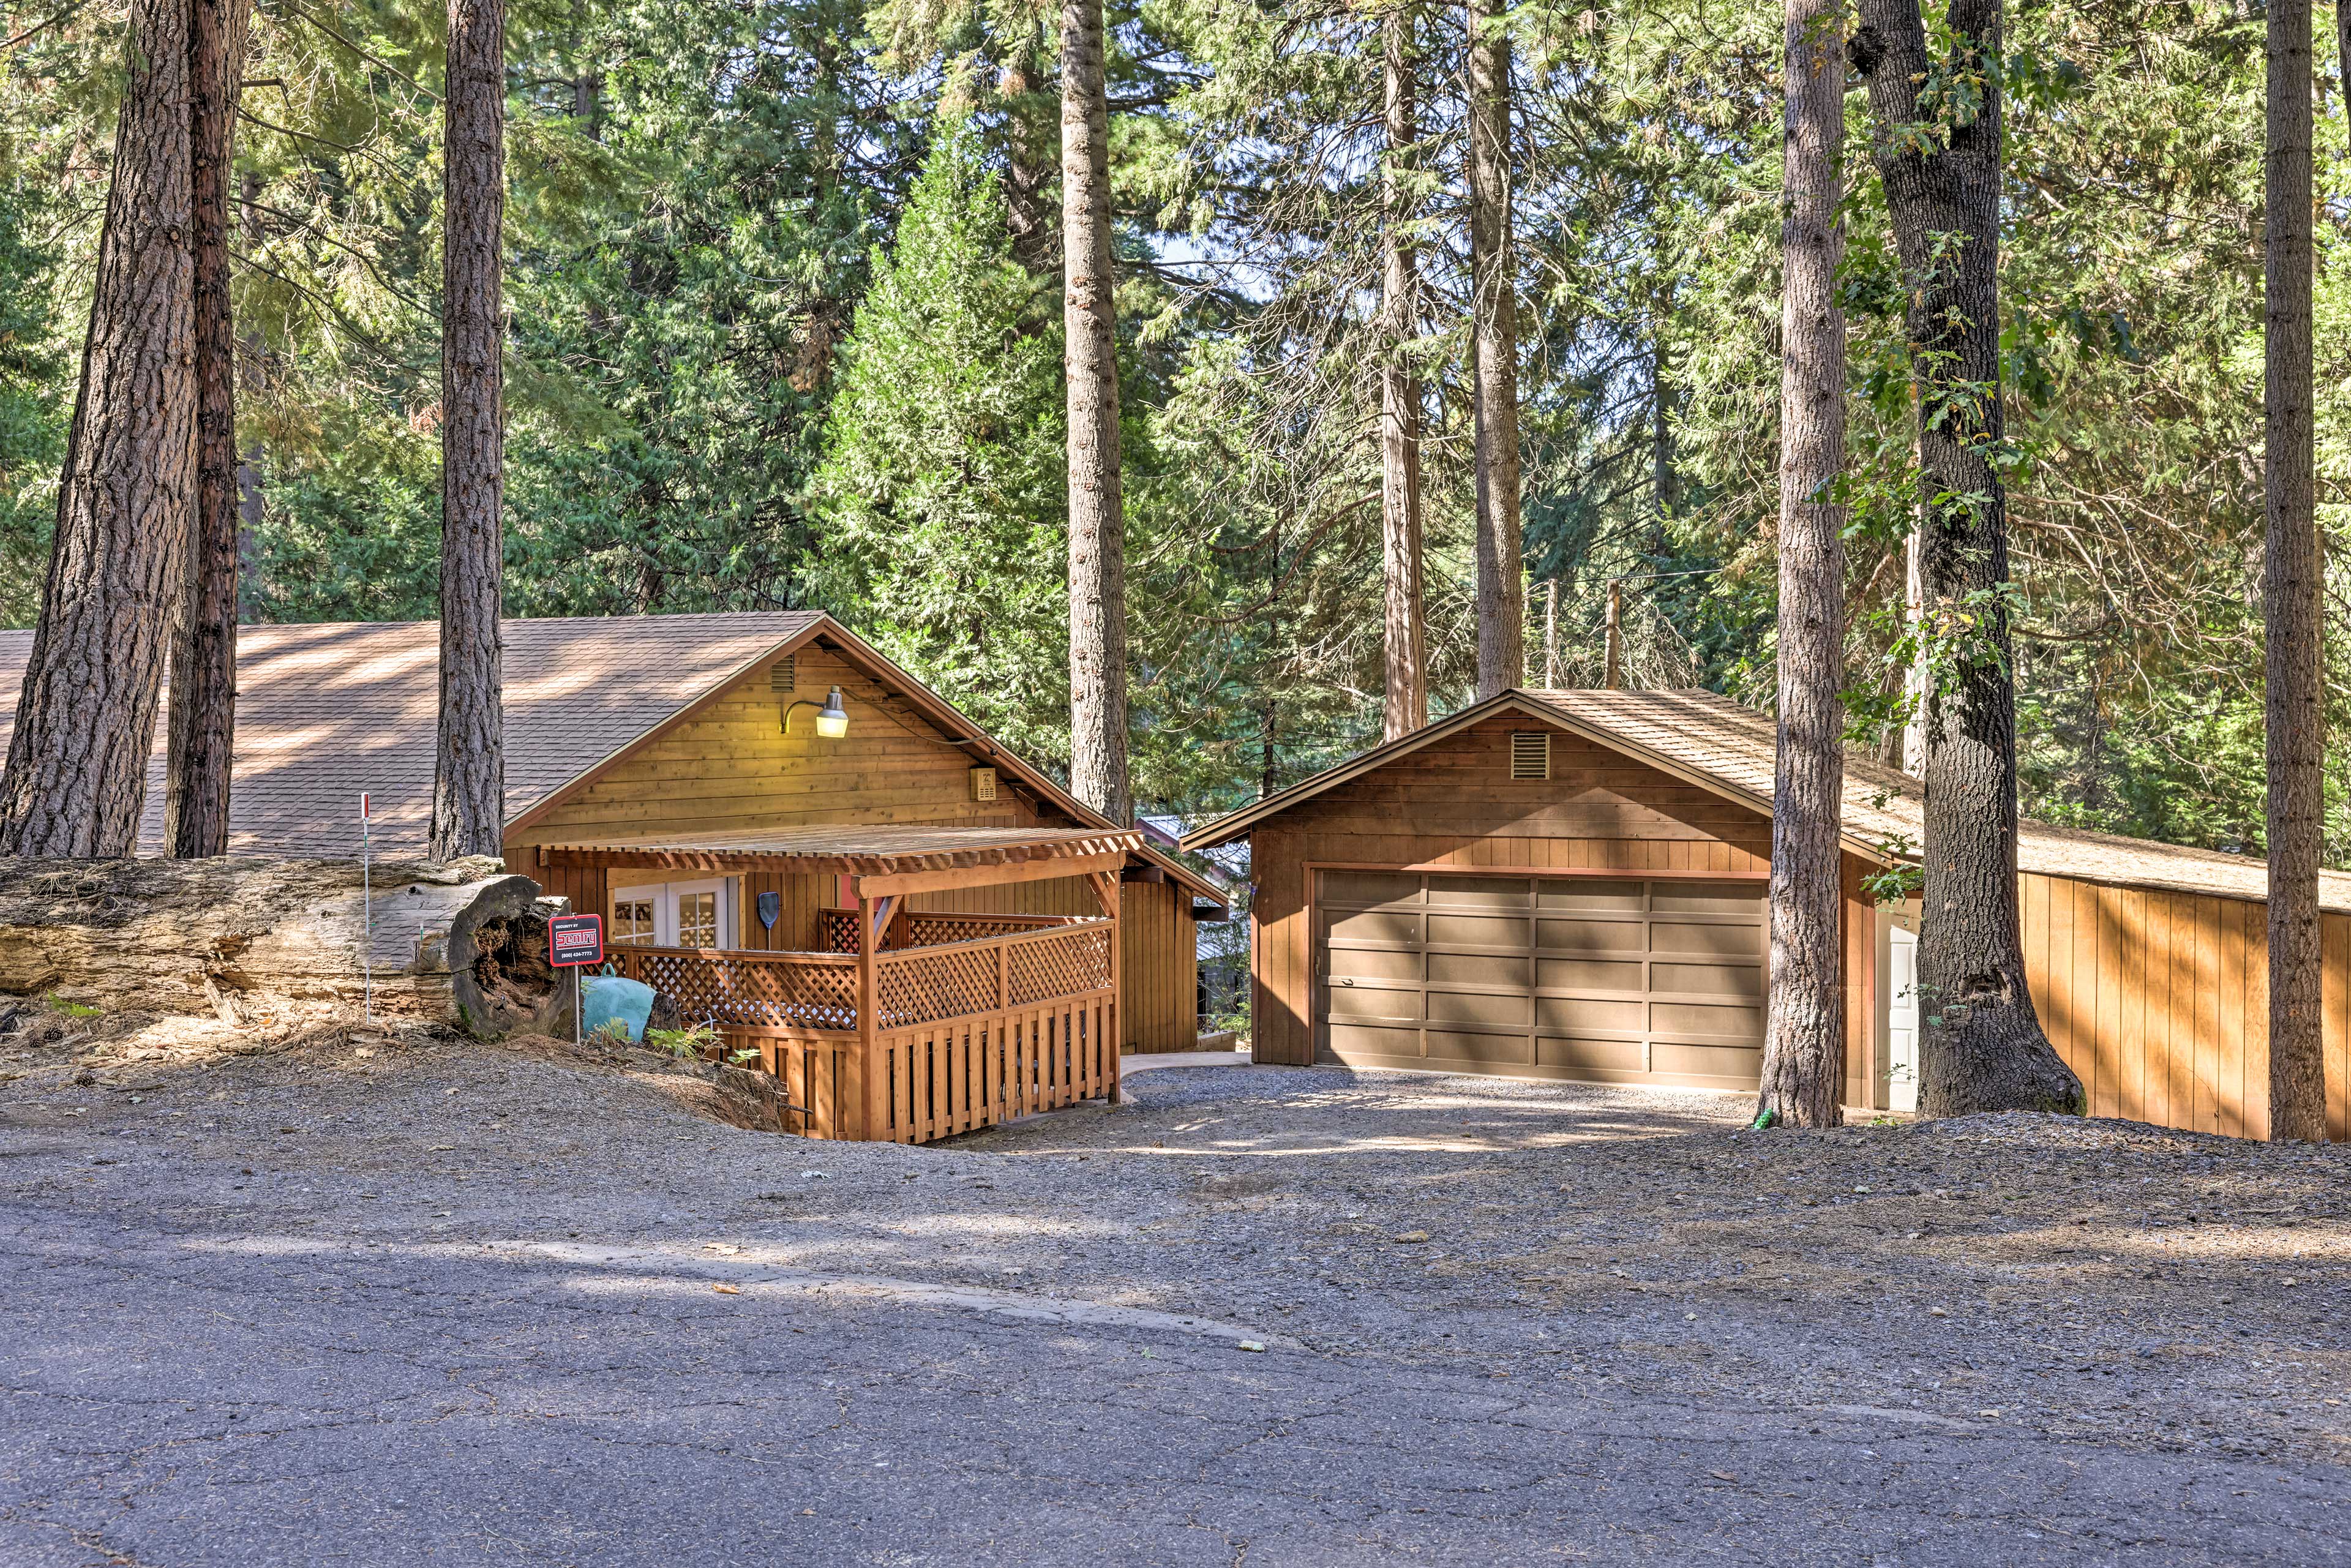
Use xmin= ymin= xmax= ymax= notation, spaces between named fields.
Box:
xmin=2 ymin=0 xmax=2346 ymax=849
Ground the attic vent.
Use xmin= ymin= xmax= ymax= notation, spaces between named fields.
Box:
xmin=769 ymin=656 xmax=795 ymax=693
xmin=1509 ymin=730 xmax=1550 ymax=781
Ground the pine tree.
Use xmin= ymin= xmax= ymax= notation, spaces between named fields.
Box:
xmin=812 ymin=119 xmax=1070 ymax=760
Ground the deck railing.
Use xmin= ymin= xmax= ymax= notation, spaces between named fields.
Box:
xmin=817 ymin=906 xmax=1089 ymax=953
xmin=606 ymin=918 xmax=1117 ymax=1144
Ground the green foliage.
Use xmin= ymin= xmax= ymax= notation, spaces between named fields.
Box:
xmin=645 ymin=1021 xmax=719 ymax=1057
xmin=811 ymin=116 xmax=1072 ymax=760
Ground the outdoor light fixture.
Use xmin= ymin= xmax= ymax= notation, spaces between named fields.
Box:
xmin=784 ymin=685 xmax=850 ymax=739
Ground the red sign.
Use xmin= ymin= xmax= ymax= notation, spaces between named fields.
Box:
xmin=549 ymin=913 xmax=604 ymax=968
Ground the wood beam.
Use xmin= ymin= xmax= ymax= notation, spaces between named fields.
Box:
xmin=850 ymin=849 xmax=1130 ymax=900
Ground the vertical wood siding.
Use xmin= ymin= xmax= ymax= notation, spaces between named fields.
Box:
xmin=2016 ymin=872 xmax=2347 ymax=1141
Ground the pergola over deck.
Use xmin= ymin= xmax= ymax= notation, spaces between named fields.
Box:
xmin=536 ymin=825 xmax=1143 ymax=1144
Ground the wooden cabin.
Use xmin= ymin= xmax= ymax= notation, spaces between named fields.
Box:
xmin=0 ymin=612 xmax=1229 ymax=1142
xmin=1184 ymin=688 xmax=2350 ymax=1141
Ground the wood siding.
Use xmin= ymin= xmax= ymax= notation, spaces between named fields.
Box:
xmin=2021 ymin=872 xmax=2350 ymax=1141
xmin=504 ymin=640 xmax=1201 ymax=1054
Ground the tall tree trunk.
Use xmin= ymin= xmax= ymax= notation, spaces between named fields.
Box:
xmin=1854 ymin=0 xmax=2081 ymax=1116
xmin=431 ymin=0 xmax=508 ymax=862
xmin=1379 ymin=6 xmax=1427 ymax=743
xmin=1899 ymin=520 xmax=1928 ymax=775
xmin=1466 ymin=0 xmax=1522 ymax=698
xmin=165 ymin=0 xmax=254 ymax=859
xmin=1760 ymin=0 xmax=1848 ymax=1130
xmin=1062 ymin=0 xmax=1130 ymax=823
xmin=0 ymin=0 xmax=196 ymax=858
xmin=1543 ymin=576 xmax=1561 ymax=687
xmin=2265 ymin=0 xmax=2327 ymax=1142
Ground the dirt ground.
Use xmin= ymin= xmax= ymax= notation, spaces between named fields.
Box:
xmin=2 ymin=1005 xmax=2347 ymax=1564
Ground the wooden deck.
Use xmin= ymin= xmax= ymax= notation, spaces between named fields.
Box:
xmin=607 ymin=914 xmax=1118 ymax=1143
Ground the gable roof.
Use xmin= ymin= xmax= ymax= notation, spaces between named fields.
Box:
xmin=1185 ymin=686 xmax=2351 ymax=913
xmin=0 ymin=612 xmax=1225 ymax=908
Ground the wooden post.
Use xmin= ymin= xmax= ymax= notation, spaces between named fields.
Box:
xmin=853 ymin=891 xmax=877 ymax=1140
xmin=1091 ymin=871 xmax=1123 ymax=1103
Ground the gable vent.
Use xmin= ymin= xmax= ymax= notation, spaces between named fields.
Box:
xmin=769 ymin=656 xmax=796 ymax=693
xmin=1509 ymin=730 xmax=1550 ymax=781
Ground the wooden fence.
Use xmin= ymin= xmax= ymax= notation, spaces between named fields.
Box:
xmin=606 ymin=919 xmax=1116 ymax=1143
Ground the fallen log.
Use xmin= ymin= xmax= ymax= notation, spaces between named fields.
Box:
xmin=0 ymin=856 xmax=569 ymax=1034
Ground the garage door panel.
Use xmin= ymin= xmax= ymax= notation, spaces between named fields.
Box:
xmin=1425 ymin=1030 xmax=1533 ymax=1065
xmin=1429 ymin=951 xmax=1529 ymax=986
xmin=1536 ymin=996 xmax=1644 ymax=1033
xmin=1327 ymin=1022 xmax=1423 ymax=1057
xmin=1428 ymin=989 xmax=1531 ymax=1027
xmin=1535 ymin=917 xmax=1643 ymax=953
xmin=1316 ymin=872 xmax=1768 ymax=1093
xmin=1651 ymin=882 xmax=1767 ymax=915
xmin=1427 ymin=876 xmax=1532 ymax=909
xmin=1327 ymin=945 xmax=1422 ymax=981
xmin=1651 ymin=920 xmax=1762 ymax=958
xmin=1651 ymin=961 xmax=1764 ymax=997
xmin=1537 ymin=879 xmax=1644 ymax=911
xmin=1322 ymin=871 xmax=1423 ymax=908
xmin=1330 ymin=907 xmax=1422 ymax=944
xmin=1535 ymin=957 xmax=1644 ymax=992
xmin=1652 ymin=1000 xmax=1764 ymax=1043
xmin=1327 ymin=983 xmax=1420 ymax=1022
xmin=1535 ymin=1037 xmax=1646 ymax=1073
xmin=1428 ymin=913 xmax=1529 ymax=949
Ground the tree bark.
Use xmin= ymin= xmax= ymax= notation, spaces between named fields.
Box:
xmin=1760 ymin=0 xmax=1848 ymax=1130
xmin=1466 ymin=0 xmax=1522 ymax=698
xmin=1854 ymin=0 xmax=2082 ymax=1116
xmin=1062 ymin=0 xmax=1130 ymax=823
xmin=165 ymin=0 xmax=254 ymax=860
xmin=0 ymin=0 xmax=197 ymax=859
xmin=2265 ymin=0 xmax=2327 ymax=1142
xmin=1380 ymin=6 xmax=1427 ymax=742
xmin=432 ymin=0 xmax=509 ymax=862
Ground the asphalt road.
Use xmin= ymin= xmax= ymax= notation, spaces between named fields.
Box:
xmin=2 ymin=1041 xmax=2345 ymax=1566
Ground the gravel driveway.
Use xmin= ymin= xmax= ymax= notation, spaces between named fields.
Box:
xmin=2 ymin=1028 xmax=2347 ymax=1565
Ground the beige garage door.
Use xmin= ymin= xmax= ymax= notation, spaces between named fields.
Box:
xmin=1314 ymin=871 xmax=1767 ymax=1091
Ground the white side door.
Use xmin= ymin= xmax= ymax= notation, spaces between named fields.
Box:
xmin=1880 ymin=903 xmax=1922 ymax=1113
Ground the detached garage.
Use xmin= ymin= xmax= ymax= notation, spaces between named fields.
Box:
xmin=1183 ymin=688 xmax=2351 ymax=1140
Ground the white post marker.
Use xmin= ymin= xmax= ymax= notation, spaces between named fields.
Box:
xmin=360 ymin=792 xmax=372 ymax=1024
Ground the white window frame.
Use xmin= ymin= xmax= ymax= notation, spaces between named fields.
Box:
xmin=611 ymin=877 xmax=738 ymax=950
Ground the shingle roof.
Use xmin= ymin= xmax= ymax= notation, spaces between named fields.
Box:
xmin=0 ymin=613 xmax=820 ymax=857
xmin=1185 ymin=685 xmax=2349 ymax=913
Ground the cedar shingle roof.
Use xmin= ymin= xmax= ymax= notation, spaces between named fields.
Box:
xmin=0 ymin=613 xmax=820 ymax=857
xmin=1186 ymin=685 xmax=2350 ymax=913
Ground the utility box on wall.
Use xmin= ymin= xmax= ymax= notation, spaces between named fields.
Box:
xmin=969 ymin=766 xmax=997 ymax=803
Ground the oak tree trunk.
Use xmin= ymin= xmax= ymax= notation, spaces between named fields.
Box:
xmin=2265 ymin=0 xmax=2327 ymax=1142
xmin=1466 ymin=0 xmax=1522 ymax=698
xmin=1760 ymin=0 xmax=1848 ymax=1130
xmin=165 ymin=0 xmax=254 ymax=860
xmin=1062 ymin=0 xmax=1131 ymax=823
xmin=431 ymin=0 xmax=509 ymax=862
xmin=0 ymin=0 xmax=196 ymax=858
xmin=1380 ymin=6 xmax=1427 ymax=742
xmin=1854 ymin=0 xmax=2082 ymax=1116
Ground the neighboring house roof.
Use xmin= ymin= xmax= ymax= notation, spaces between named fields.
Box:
xmin=1139 ymin=812 xmax=1250 ymax=891
xmin=1184 ymin=686 xmax=2351 ymax=913
xmin=0 ymin=612 xmax=1226 ymax=908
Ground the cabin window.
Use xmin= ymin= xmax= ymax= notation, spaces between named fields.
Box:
xmin=1509 ymin=730 xmax=1551 ymax=780
xmin=610 ymin=878 xmax=737 ymax=949
xmin=611 ymin=897 xmax=658 ymax=946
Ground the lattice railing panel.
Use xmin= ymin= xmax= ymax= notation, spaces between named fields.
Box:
xmin=617 ymin=948 xmax=858 ymax=1031
xmin=876 ymin=944 xmax=1000 ymax=1029
xmin=1007 ymin=925 xmax=1112 ymax=1006
xmin=818 ymin=908 xmax=1083 ymax=953
xmin=820 ymin=909 xmax=860 ymax=953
